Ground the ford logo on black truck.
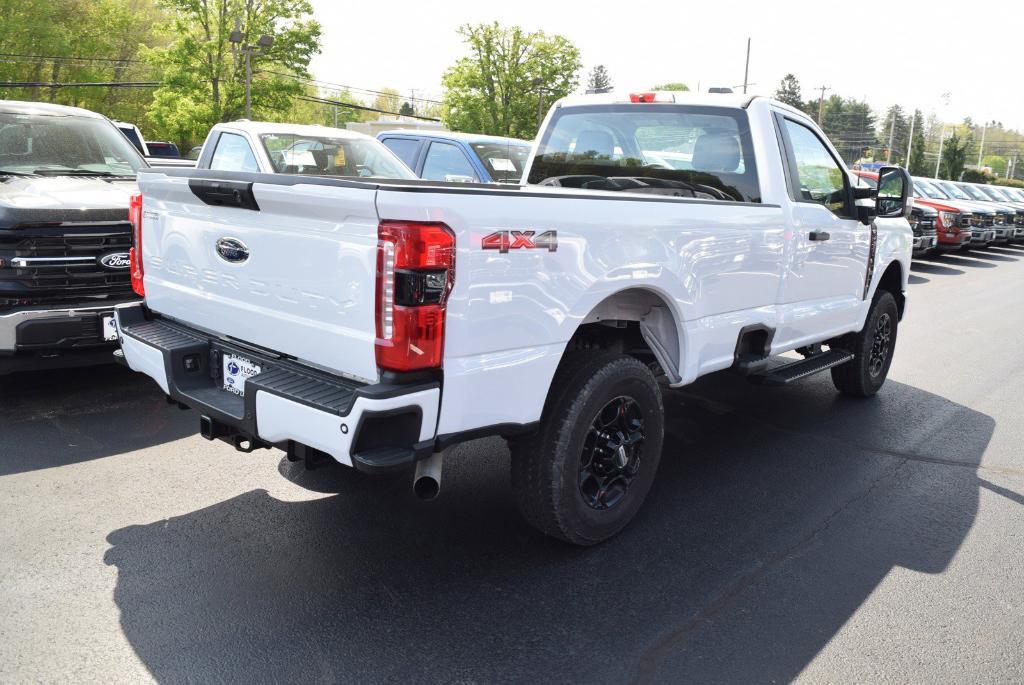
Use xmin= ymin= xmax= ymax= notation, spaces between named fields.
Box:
xmin=215 ymin=237 xmax=250 ymax=264
xmin=98 ymin=252 xmax=131 ymax=270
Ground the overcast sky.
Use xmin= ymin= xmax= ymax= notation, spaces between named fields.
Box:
xmin=309 ymin=0 xmax=1024 ymax=131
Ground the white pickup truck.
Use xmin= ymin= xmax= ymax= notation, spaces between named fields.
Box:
xmin=115 ymin=92 xmax=912 ymax=544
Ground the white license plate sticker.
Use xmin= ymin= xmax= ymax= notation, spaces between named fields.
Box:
xmin=102 ymin=315 xmax=118 ymax=341
xmin=222 ymin=354 xmax=262 ymax=396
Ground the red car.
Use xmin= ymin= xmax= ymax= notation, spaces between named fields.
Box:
xmin=853 ymin=171 xmax=971 ymax=252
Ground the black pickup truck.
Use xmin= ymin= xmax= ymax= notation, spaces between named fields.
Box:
xmin=0 ymin=100 xmax=145 ymax=375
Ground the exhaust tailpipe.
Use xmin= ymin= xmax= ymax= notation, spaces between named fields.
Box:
xmin=413 ymin=451 xmax=444 ymax=500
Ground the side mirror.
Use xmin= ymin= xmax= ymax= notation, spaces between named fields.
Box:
xmin=875 ymin=166 xmax=911 ymax=219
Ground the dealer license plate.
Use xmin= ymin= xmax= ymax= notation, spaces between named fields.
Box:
xmin=222 ymin=353 xmax=262 ymax=396
xmin=101 ymin=315 xmax=118 ymax=341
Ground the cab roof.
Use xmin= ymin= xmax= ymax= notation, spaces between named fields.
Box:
xmin=0 ymin=99 xmax=107 ymax=118
xmin=555 ymin=91 xmax=758 ymax=110
xmin=214 ymin=120 xmax=375 ymax=141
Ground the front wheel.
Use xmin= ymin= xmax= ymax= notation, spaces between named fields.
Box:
xmin=830 ymin=291 xmax=899 ymax=397
xmin=510 ymin=353 xmax=665 ymax=545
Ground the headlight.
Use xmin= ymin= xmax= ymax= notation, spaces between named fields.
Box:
xmin=938 ymin=211 xmax=958 ymax=228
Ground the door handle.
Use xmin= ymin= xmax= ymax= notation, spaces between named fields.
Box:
xmin=809 ymin=230 xmax=831 ymax=242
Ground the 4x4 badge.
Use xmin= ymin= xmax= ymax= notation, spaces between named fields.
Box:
xmin=481 ymin=230 xmax=557 ymax=253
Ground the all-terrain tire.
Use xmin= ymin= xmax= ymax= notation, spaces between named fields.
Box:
xmin=510 ymin=352 xmax=664 ymax=545
xmin=831 ymin=290 xmax=899 ymax=397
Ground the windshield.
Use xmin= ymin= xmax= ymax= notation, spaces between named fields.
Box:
xmin=260 ymin=133 xmax=415 ymax=179
xmin=936 ymin=181 xmax=971 ymax=201
xmin=0 ymin=112 xmax=146 ymax=176
xmin=470 ymin=142 xmax=531 ymax=183
xmin=1004 ymin=187 xmax=1024 ymax=202
xmin=527 ymin=104 xmax=760 ymax=202
xmin=979 ymin=185 xmax=1009 ymax=201
xmin=955 ymin=183 xmax=988 ymax=201
xmin=914 ymin=179 xmax=949 ymax=200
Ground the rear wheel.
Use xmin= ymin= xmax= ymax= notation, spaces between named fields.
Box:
xmin=510 ymin=352 xmax=664 ymax=545
xmin=830 ymin=291 xmax=899 ymax=397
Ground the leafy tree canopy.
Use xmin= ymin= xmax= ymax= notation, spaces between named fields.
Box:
xmin=441 ymin=22 xmax=581 ymax=138
xmin=650 ymin=82 xmax=689 ymax=91
xmin=773 ymin=74 xmax=803 ymax=110
xmin=587 ymin=64 xmax=612 ymax=92
xmin=147 ymin=0 xmax=321 ymax=147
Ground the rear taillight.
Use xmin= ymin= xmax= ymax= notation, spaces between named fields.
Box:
xmin=128 ymin=192 xmax=144 ymax=296
xmin=375 ymin=221 xmax=455 ymax=372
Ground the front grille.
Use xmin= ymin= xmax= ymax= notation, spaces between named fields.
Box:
xmin=0 ymin=222 xmax=134 ymax=307
xmin=958 ymin=214 xmax=973 ymax=228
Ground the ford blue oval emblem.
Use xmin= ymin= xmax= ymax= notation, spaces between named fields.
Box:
xmin=98 ymin=251 xmax=131 ymax=270
xmin=216 ymin=237 xmax=249 ymax=263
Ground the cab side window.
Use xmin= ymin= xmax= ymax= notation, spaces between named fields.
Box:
xmin=380 ymin=137 xmax=421 ymax=168
xmin=210 ymin=132 xmax=259 ymax=172
xmin=783 ymin=120 xmax=848 ymax=216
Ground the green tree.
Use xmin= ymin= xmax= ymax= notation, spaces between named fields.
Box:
xmin=819 ymin=96 xmax=876 ymax=165
xmin=147 ymin=0 xmax=321 ymax=147
xmin=587 ymin=64 xmax=612 ymax=92
xmin=773 ymin=74 xmax=803 ymax=110
xmin=651 ymin=82 xmax=689 ymax=91
xmin=983 ymin=154 xmax=1007 ymax=177
xmin=940 ymin=131 xmax=971 ymax=180
xmin=0 ymin=0 xmax=167 ymax=124
xmin=280 ymin=86 xmax=362 ymax=128
xmin=399 ymin=102 xmax=415 ymax=116
xmin=879 ymin=105 xmax=910 ymax=165
xmin=441 ymin=22 xmax=581 ymax=138
xmin=372 ymin=87 xmax=402 ymax=114
xmin=908 ymin=110 xmax=929 ymax=176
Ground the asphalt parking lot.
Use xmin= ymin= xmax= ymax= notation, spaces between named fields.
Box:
xmin=3 ymin=244 xmax=1024 ymax=684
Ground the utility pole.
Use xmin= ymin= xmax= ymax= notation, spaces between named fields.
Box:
xmin=905 ymin=111 xmax=916 ymax=171
xmin=532 ymin=77 xmax=549 ymax=129
xmin=742 ymin=38 xmax=751 ymax=94
xmin=815 ymin=85 xmax=829 ymax=124
xmin=229 ymin=19 xmax=274 ymax=119
xmin=935 ymin=126 xmax=947 ymax=178
xmin=886 ymin=111 xmax=896 ymax=163
xmin=977 ymin=121 xmax=987 ymax=167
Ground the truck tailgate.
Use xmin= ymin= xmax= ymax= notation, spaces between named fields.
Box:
xmin=138 ymin=173 xmax=380 ymax=382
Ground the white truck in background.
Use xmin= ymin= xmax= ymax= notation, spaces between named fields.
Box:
xmin=115 ymin=92 xmax=913 ymax=545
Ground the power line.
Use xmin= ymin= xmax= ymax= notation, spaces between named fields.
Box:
xmin=268 ymin=71 xmax=443 ymax=105
xmin=0 ymin=52 xmax=443 ymax=106
xmin=295 ymin=94 xmax=440 ymax=122
xmin=0 ymin=80 xmax=158 ymax=88
xmin=0 ymin=51 xmax=145 ymax=64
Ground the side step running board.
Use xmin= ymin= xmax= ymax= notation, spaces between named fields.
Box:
xmin=748 ymin=349 xmax=854 ymax=386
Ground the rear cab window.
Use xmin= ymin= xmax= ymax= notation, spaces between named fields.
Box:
xmin=526 ymin=104 xmax=760 ymax=202
xmin=210 ymin=132 xmax=259 ymax=172
xmin=470 ymin=142 xmax=531 ymax=183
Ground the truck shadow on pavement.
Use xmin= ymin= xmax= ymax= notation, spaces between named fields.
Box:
xmin=0 ymin=365 xmax=193 ymax=476
xmin=103 ymin=373 xmax=993 ymax=684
